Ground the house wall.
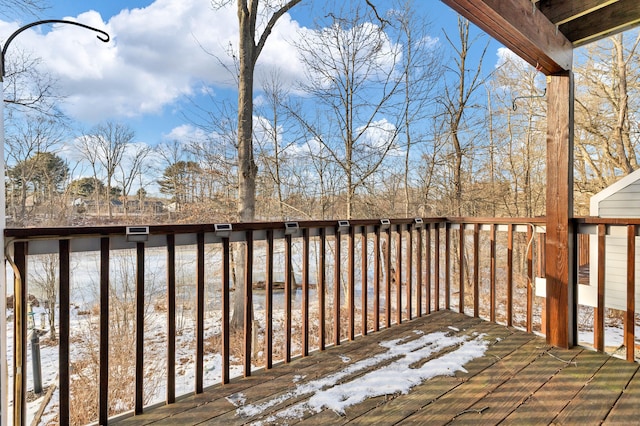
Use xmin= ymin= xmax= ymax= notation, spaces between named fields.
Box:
xmin=596 ymin=188 xmax=640 ymax=218
xmin=587 ymin=171 xmax=640 ymax=311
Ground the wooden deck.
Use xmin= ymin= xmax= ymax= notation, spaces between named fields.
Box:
xmin=113 ymin=310 xmax=640 ymax=425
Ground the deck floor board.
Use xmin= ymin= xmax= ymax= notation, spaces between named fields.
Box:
xmin=552 ymin=355 xmax=639 ymax=424
xmin=602 ymin=367 xmax=640 ymax=424
xmin=500 ymin=348 xmax=605 ymax=425
xmin=112 ymin=311 xmax=639 ymax=425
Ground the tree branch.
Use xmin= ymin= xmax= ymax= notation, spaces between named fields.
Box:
xmin=255 ymin=0 xmax=302 ymax=62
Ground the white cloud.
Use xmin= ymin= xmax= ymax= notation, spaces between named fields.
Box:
xmin=495 ymin=46 xmax=527 ymax=69
xmin=359 ymin=118 xmax=398 ymax=151
xmin=2 ymin=0 xmax=307 ymax=123
xmin=418 ymin=34 xmax=439 ymax=49
xmin=162 ymin=124 xmax=209 ymax=143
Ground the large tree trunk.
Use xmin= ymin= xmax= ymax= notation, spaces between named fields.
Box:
xmin=229 ymin=0 xmax=302 ymax=330
xmin=613 ymin=34 xmax=636 ymax=173
xmin=231 ymin=2 xmax=258 ymax=330
xmin=237 ymin=25 xmax=257 ymax=223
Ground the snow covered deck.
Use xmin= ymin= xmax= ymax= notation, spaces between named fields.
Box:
xmin=112 ymin=310 xmax=640 ymax=425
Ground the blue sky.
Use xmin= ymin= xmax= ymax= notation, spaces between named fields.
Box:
xmin=2 ymin=0 xmax=502 ymax=150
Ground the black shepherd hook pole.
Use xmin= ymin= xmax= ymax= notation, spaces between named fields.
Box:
xmin=1 ymin=19 xmax=110 ymax=80
xmin=512 ymin=88 xmax=547 ymax=111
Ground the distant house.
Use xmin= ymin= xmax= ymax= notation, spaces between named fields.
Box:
xmin=166 ymin=202 xmax=179 ymax=213
xmin=126 ymin=199 xmax=166 ymax=213
xmin=586 ymin=169 xmax=640 ymax=311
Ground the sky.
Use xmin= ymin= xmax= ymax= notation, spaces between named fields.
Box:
xmin=0 ymin=0 xmax=503 ymax=151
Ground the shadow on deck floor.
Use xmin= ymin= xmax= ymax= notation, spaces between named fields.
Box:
xmin=113 ymin=310 xmax=640 ymax=425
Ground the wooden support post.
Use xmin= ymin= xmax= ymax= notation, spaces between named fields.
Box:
xmin=545 ymin=71 xmax=575 ymax=349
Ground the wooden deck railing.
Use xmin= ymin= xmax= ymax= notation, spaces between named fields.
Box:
xmin=573 ymin=217 xmax=640 ymax=363
xmin=7 ymin=215 xmax=621 ymax=424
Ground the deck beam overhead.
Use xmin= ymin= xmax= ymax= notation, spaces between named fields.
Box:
xmin=442 ymin=0 xmax=640 ymax=74
xmin=441 ymin=0 xmax=573 ymax=75
xmin=539 ymin=0 xmax=640 ymax=47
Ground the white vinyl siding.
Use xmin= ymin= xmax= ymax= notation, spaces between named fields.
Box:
xmin=588 ymin=169 xmax=640 ymax=310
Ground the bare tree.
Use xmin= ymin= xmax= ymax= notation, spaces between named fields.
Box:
xmin=254 ymin=70 xmax=305 ymax=219
xmin=440 ymin=17 xmax=489 ymax=216
xmin=3 ymin=49 xmax=64 ymax=119
xmin=0 ymin=0 xmax=48 ymax=18
xmin=489 ymin=53 xmax=546 ymax=217
xmin=574 ymin=31 xmax=640 ymax=207
xmin=78 ymin=122 xmax=134 ymax=220
xmin=416 ymin=119 xmax=448 ymax=216
xmin=290 ymin=1 xmax=403 ymax=219
xmin=299 ymin=128 xmax=346 ymax=219
xmin=180 ymin=97 xmax=240 ymax=221
xmin=5 ymin=112 xmax=65 ymax=225
xmin=212 ymin=0 xmax=302 ymax=329
xmin=212 ymin=0 xmax=302 ymax=223
xmin=115 ymin=143 xmax=152 ymax=218
xmin=390 ymin=0 xmax=442 ymax=216
xmin=212 ymin=0 xmax=411 ymax=328
xmin=76 ymin=134 xmax=104 ymax=218
xmin=156 ymin=139 xmax=187 ymax=168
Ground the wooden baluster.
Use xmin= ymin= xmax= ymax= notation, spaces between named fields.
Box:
xmin=445 ymin=222 xmax=451 ymax=310
xmin=526 ymin=226 xmax=533 ymax=333
xmin=416 ymin=224 xmax=423 ymax=317
xmin=434 ymin=223 xmax=440 ymax=311
xmin=396 ymin=224 xmax=403 ymax=324
xmin=135 ymin=242 xmax=145 ymax=414
xmin=318 ymin=228 xmax=326 ymax=350
xmin=244 ymin=231 xmax=254 ymax=375
xmin=302 ymin=228 xmax=309 ymax=356
xmin=266 ymin=230 xmax=274 ymax=368
xmin=334 ymin=228 xmax=342 ymax=345
xmin=459 ymin=224 xmax=465 ymax=314
xmin=595 ymin=224 xmax=605 ymax=352
xmin=99 ymin=237 xmax=109 ymax=425
xmin=361 ymin=226 xmax=368 ymax=336
xmin=59 ymin=239 xmax=70 ymax=424
xmin=490 ymin=224 xmax=496 ymax=323
xmin=407 ymin=224 xmax=413 ymax=321
xmin=196 ymin=233 xmax=205 ymax=392
xmin=385 ymin=226 xmax=392 ymax=327
xmin=374 ymin=226 xmax=381 ymax=331
xmin=507 ymin=224 xmax=514 ymax=326
xmin=473 ymin=224 xmax=480 ymax=318
xmin=285 ymin=233 xmax=292 ymax=362
xmin=348 ymin=225 xmax=355 ymax=340
xmin=426 ymin=223 xmax=432 ymax=314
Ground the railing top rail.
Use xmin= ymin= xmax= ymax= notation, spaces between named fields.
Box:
xmin=574 ymin=216 xmax=640 ymax=225
xmin=447 ymin=217 xmax=547 ymax=226
xmin=4 ymin=217 xmax=448 ymax=240
xmin=3 ymin=216 xmax=555 ymax=241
